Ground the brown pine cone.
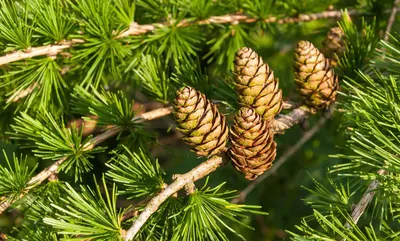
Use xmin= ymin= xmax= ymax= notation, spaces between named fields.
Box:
xmin=229 ymin=107 xmax=277 ymax=180
xmin=173 ymin=86 xmax=229 ymax=157
xmin=233 ymin=47 xmax=282 ymax=121
xmin=293 ymin=41 xmax=339 ymax=109
xmin=321 ymin=27 xmax=346 ymax=66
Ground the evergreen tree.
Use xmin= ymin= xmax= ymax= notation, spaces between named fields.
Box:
xmin=0 ymin=0 xmax=399 ymax=240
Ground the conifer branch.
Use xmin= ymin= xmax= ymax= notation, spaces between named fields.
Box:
xmin=343 ymin=169 xmax=387 ymax=230
xmin=0 ymin=9 xmax=363 ymax=66
xmin=0 ymin=102 xmax=316 ymax=216
xmin=0 ymin=233 xmax=7 ymax=240
xmin=121 ymin=196 xmax=154 ymax=222
xmin=124 ymin=105 xmax=318 ymax=240
xmin=384 ymin=0 xmax=400 ymax=41
xmin=271 ymin=105 xmax=314 ymax=133
xmin=0 ymin=106 xmax=173 ymax=215
xmin=124 ymin=155 xmax=224 ymax=241
xmin=173 ymin=174 xmax=196 ymax=195
xmin=282 ymin=100 xmax=300 ymax=110
xmin=0 ymin=39 xmax=84 ymax=66
xmin=6 ymin=83 xmax=39 ymax=103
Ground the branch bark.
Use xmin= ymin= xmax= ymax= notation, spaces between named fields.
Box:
xmin=343 ymin=169 xmax=387 ymax=229
xmin=384 ymin=0 xmax=400 ymax=41
xmin=271 ymin=106 xmax=313 ymax=133
xmin=0 ymin=9 xmax=362 ymax=66
xmin=124 ymin=155 xmax=224 ymax=241
xmin=0 ymin=39 xmax=84 ymax=66
xmin=6 ymin=83 xmax=39 ymax=103
xmin=124 ymin=105 xmax=316 ymax=240
xmin=282 ymin=100 xmax=300 ymax=110
xmin=0 ymin=106 xmax=173 ymax=215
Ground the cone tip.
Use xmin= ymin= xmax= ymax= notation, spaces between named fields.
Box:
xmin=176 ymin=86 xmax=195 ymax=97
xmin=238 ymin=106 xmax=257 ymax=118
xmin=235 ymin=47 xmax=257 ymax=57
xmin=178 ymin=86 xmax=194 ymax=92
xmin=329 ymin=26 xmax=344 ymax=36
xmin=239 ymin=46 xmax=252 ymax=52
xmin=297 ymin=40 xmax=313 ymax=49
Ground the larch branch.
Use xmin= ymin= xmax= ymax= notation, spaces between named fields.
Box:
xmin=6 ymin=83 xmax=39 ymax=103
xmin=271 ymin=106 xmax=313 ymax=133
xmin=124 ymin=155 xmax=223 ymax=241
xmin=0 ymin=9 xmax=362 ymax=66
xmin=384 ymin=0 xmax=400 ymax=41
xmin=124 ymin=104 xmax=319 ymax=240
xmin=0 ymin=106 xmax=173 ymax=215
xmin=282 ymin=100 xmax=300 ymax=110
xmin=0 ymin=39 xmax=84 ymax=66
xmin=343 ymin=169 xmax=387 ymax=229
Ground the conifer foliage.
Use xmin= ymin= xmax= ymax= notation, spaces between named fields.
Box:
xmin=0 ymin=0 xmax=398 ymax=241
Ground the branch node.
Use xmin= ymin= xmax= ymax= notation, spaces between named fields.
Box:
xmin=48 ymin=173 xmax=58 ymax=182
xmin=272 ymin=105 xmax=313 ymax=134
xmin=171 ymin=175 xmax=196 ymax=195
xmin=121 ymin=229 xmax=127 ymax=240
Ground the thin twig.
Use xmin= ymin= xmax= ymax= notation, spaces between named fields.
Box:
xmin=232 ymin=116 xmax=330 ymax=204
xmin=0 ymin=39 xmax=84 ymax=66
xmin=384 ymin=0 xmax=400 ymax=41
xmin=6 ymin=83 xmax=39 ymax=103
xmin=343 ymin=169 xmax=387 ymax=229
xmin=282 ymin=100 xmax=300 ymax=110
xmin=0 ymin=106 xmax=173 ymax=215
xmin=0 ymin=9 xmax=363 ymax=66
xmin=271 ymin=105 xmax=313 ymax=134
xmin=47 ymin=173 xmax=58 ymax=182
xmin=124 ymin=155 xmax=224 ymax=241
xmin=121 ymin=196 xmax=155 ymax=222
xmin=340 ymin=170 xmax=387 ymax=241
xmin=124 ymin=105 xmax=317 ymax=240
xmin=173 ymin=174 xmax=196 ymax=195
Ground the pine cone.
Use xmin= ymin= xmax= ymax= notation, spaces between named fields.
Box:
xmin=229 ymin=107 xmax=276 ymax=180
xmin=233 ymin=47 xmax=282 ymax=121
xmin=173 ymin=86 xmax=229 ymax=157
xmin=321 ymin=27 xmax=345 ymax=66
xmin=293 ymin=41 xmax=339 ymax=109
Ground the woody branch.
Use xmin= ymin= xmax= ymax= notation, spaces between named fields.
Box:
xmin=124 ymin=104 xmax=315 ymax=240
xmin=0 ymin=106 xmax=173 ymax=214
xmin=0 ymin=9 xmax=361 ymax=66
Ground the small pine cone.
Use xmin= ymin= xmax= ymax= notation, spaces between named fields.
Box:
xmin=229 ymin=107 xmax=276 ymax=180
xmin=233 ymin=47 xmax=282 ymax=121
xmin=173 ymin=86 xmax=229 ymax=157
xmin=321 ymin=27 xmax=346 ymax=66
xmin=293 ymin=41 xmax=339 ymax=109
